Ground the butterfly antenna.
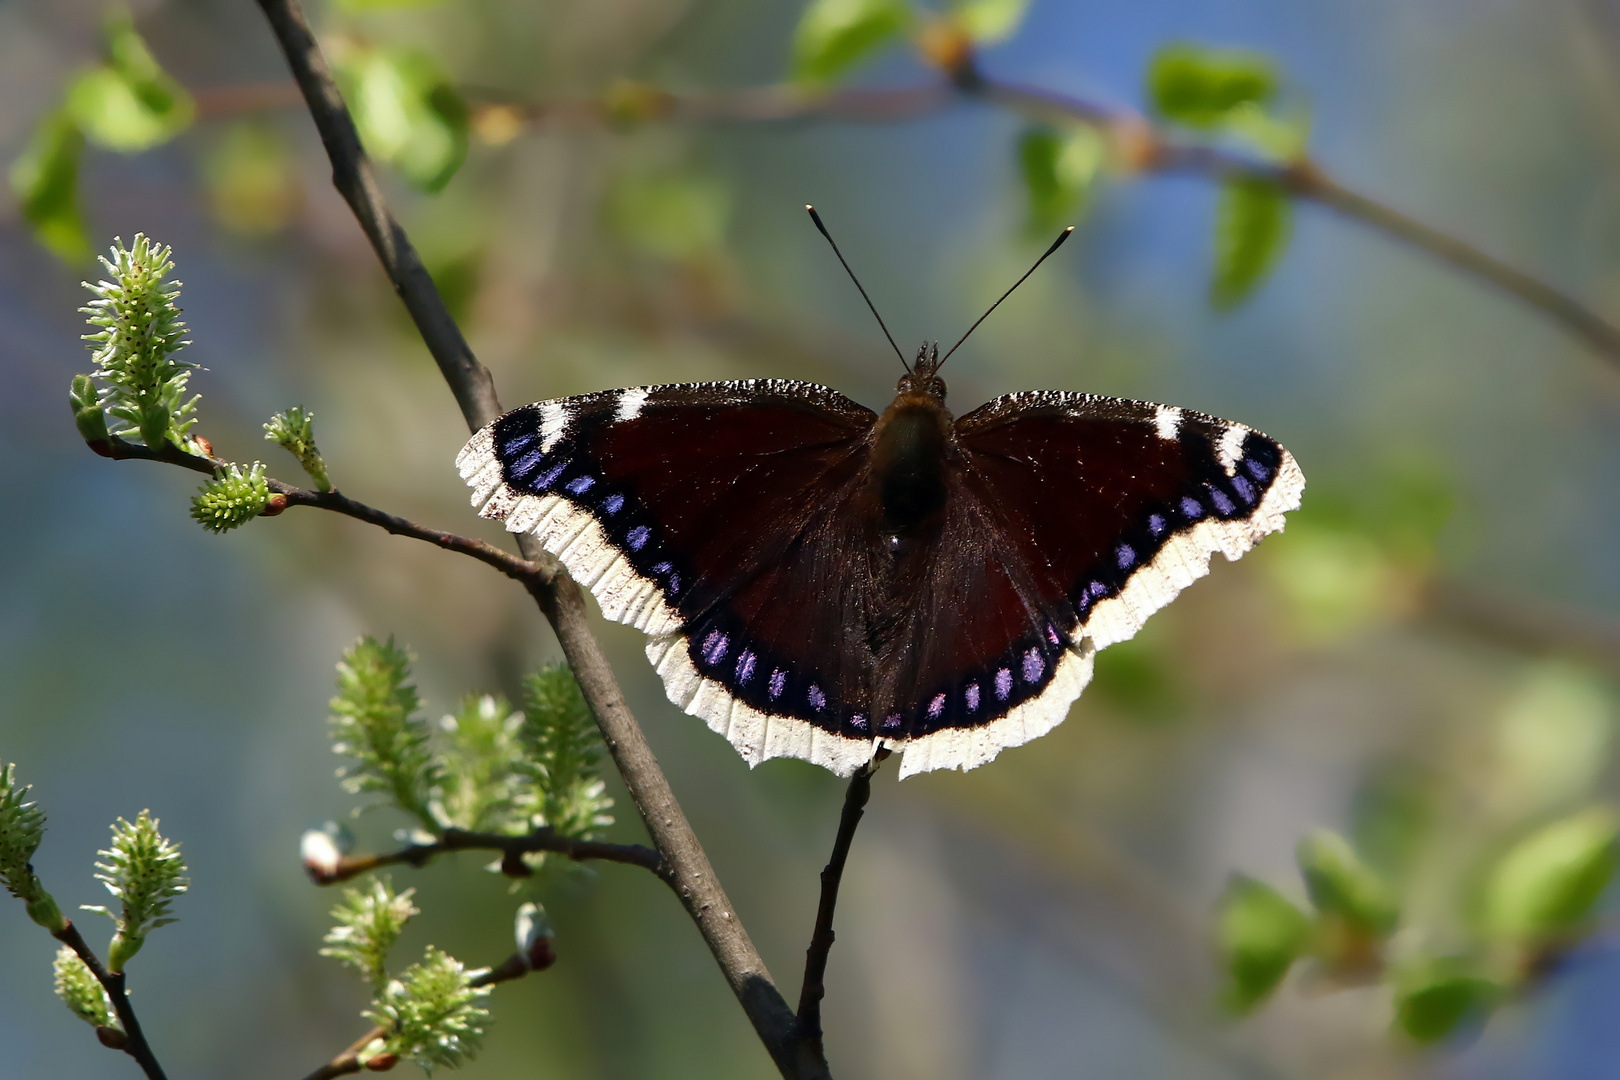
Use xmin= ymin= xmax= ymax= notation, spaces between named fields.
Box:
xmin=807 ymin=205 xmax=909 ymax=372
xmin=939 ymin=226 xmax=1075 ymax=369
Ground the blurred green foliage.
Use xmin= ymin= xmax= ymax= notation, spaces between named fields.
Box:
xmin=204 ymin=123 xmax=302 ymax=236
xmin=1393 ymin=960 xmax=1501 ymax=1043
xmin=1018 ymin=124 xmax=1104 ymax=235
xmin=1148 ymin=44 xmax=1276 ymax=129
xmin=606 ymin=170 xmax=731 ymax=262
xmin=9 ymin=111 xmax=88 ymax=262
xmin=791 ymin=0 xmax=915 ymax=88
xmin=1211 ymin=179 xmax=1291 ymax=309
xmin=66 ymin=11 xmax=194 ymax=153
xmin=1480 ymin=807 xmax=1618 ymax=943
xmin=950 ymin=0 xmax=1033 ymax=44
xmin=1297 ymin=829 xmax=1400 ymax=936
xmin=1215 ymin=876 xmax=1310 ymax=1013
xmin=333 ymin=41 xmax=468 ymax=193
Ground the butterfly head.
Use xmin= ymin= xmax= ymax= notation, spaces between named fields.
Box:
xmin=897 ymin=341 xmax=947 ymax=402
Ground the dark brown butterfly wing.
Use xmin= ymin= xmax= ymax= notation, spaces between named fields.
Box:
xmin=459 ymin=380 xmax=886 ymax=774
xmin=884 ymin=391 xmax=1303 ymax=776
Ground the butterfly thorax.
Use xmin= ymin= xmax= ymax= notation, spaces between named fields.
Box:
xmin=871 ymin=387 xmax=955 ymax=551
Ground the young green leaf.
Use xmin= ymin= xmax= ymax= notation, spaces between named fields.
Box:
xmin=1211 ymin=178 xmax=1291 ymax=309
xmin=1147 ymin=43 xmax=1276 ymax=129
xmin=519 ymin=667 xmax=614 ymax=852
xmin=264 ymin=407 xmax=332 ymax=491
xmin=435 ymin=694 xmax=525 ymax=834
xmin=1215 ymin=875 xmax=1309 ymax=1013
xmin=190 ymin=463 xmax=272 ymax=533
xmin=1393 ymin=959 xmax=1501 ymax=1043
xmin=791 ymin=0 xmax=915 ymax=88
xmin=82 ymin=810 xmax=188 ymax=972
xmin=1296 ymin=829 xmax=1399 ymax=935
xmin=80 ymin=234 xmax=200 ymax=451
xmin=335 ymin=45 xmax=468 ymax=193
xmin=366 ymin=946 xmax=491 ymax=1072
xmin=53 ymin=947 xmax=120 ymax=1032
xmin=951 ymin=0 xmax=1031 ymax=44
xmin=321 ymin=876 xmax=419 ymax=992
xmin=1018 ymin=124 xmax=1104 ymax=234
xmin=330 ymin=637 xmax=442 ymax=832
xmin=66 ymin=11 xmax=194 ymax=152
xmin=8 ymin=110 xmax=89 ymax=261
xmin=1481 ymin=806 xmax=1619 ymax=942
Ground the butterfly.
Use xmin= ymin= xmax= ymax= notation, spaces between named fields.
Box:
xmin=457 ymin=213 xmax=1303 ymax=779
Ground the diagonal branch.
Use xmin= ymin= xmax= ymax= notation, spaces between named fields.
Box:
xmin=250 ymin=1 xmax=812 ymax=1075
xmin=52 ymin=921 xmax=168 ymax=1080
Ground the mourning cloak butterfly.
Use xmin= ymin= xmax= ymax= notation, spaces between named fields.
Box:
xmin=457 ymin=222 xmax=1304 ymax=779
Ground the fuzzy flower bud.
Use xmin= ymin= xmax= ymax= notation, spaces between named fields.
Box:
xmin=190 ymin=462 xmax=271 ymax=533
xmin=265 ymin=406 xmax=333 ymax=491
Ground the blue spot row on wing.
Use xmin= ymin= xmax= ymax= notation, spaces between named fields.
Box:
xmin=680 ymin=605 xmax=1074 ymax=740
xmin=1071 ymin=429 xmax=1281 ymax=622
xmin=491 ymin=406 xmax=689 ymax=604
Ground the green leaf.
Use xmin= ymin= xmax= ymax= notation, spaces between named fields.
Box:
xmin=1211 ymin=178 xmax=1291 ymax=309
xmin=1482 ymin=806 xmax=1619 ymax=942
xmin=66 ymin=12 xmax=194 ymax=152
xmin=951 ymin=0 xmax=1031 ymax=44
xmin=9 ymin=110 xmax=89 ymax=262
xmin=1296 ymin=829 xmax=1399 ymax=935
xmin=330 ymin=637 xmax=442 ymax=831
xmin=1393 ymin=960 xmax=1501 ymax=1043
xmin=1018 ymin=124 xmax=1104 ymax=235
xmin=337 ymin=45 xmax=468 ymax=193
xmin=791 ymin=0 xmax=914 ymax=88
xmin=1215 ymin=875 xmax=1309 ymax=1014
xmin=1147 ymin=43 xmax=1276 ymax=129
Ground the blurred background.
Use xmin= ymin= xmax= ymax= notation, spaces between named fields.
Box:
xmin=5 ymin=0 xmax=1620 ymax=1077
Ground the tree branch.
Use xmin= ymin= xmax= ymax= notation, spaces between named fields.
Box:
xmin=794 ymin=756 xmax=881 ymax=1064
xmin=475 ymin=69 xmax=1620 ymax=370
xmin=251 ymin=1 xmax=812 ymax=1074
xmin=85 ymin=435 xmax=546 ymax=587
xmin=52 ymin=921 xmax=168 ymax=1080
xmin=307 ymin=826 xmax=663 ymax=884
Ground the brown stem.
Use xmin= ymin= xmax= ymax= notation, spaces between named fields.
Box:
xmin=794 ymin=757 xmax=880 ymax=1062
xmin=87 ymin=435 xmax=546 ymax=587
xmin=251 ymin=1 xmax=810 ymax=1074
xmin=311 ymin=826 xmax=663 ymax=884
xmin=52 ymin=921 xmax=168 ymax=1080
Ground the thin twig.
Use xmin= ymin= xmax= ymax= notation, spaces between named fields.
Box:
xmin=250 ymin=1 xmax=812 ymax=1075
xmin=299 ymin=953 xmax=534 ymax=1080
xmin=52 ymin=921 xmax=168 ymax=1080
xmin=794 ymin=756 xmax=881 ymax=1061
xmin=309 ymin=826 xmax=663 ymax=884
xmin=85 ymin=435 xmax=546 ymax=587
